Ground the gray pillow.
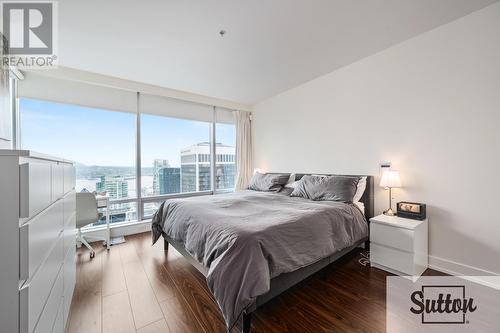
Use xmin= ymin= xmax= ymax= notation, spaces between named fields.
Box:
xmin=290 ymin=175 xmax=359 ymax=202
xmin=247 ymin=172 xmax=290 ymax=192
xmin=278 ymin=187 xmax=294 ymax=196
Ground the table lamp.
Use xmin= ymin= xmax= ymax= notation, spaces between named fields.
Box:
xmin=380 ymin=170 xmax=401 ymax=216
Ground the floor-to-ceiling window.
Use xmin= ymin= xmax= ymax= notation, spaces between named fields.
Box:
xmin=141 ymin=115 xmax=212 ymax=196
xmin=20 ymin=98 xmax=138 ymax=225
xmin=18 ymin=83 xmax=238 ymax=227
xmin=140 ymin=114 xmax=212 ymax=218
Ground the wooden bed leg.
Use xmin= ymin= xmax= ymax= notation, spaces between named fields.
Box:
xmin=242 ymin=312 xmax=252 ymax=333
xmin=164 ymin=239 xmax=169 ymax=251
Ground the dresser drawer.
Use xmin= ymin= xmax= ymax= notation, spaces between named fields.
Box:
xmin=33 ymin=267 xmax=63 ymax=333
xmin=20 ymin=200 xmax=64 ymax=282
xmin=370 ymin=243 xmax=415 ymax=275
xmin=20 ymin=162 xmax=52 ymax=218
xmin=63 ymin=190 xmax=76 ymax=225
xmin=63 ymin=164 xmax=75 ymax=194
xmin=370 ymin=222 xmax=414 ymax=252
xmin=63 ymin=238 xmax=76 ymax=288
xmin=63 ymin=219 xmax=76 ymax=259
xmin=51 ymin=299 xmax=64 ymax=333
xmin=51 ymin=164 xmax=64 ymax=202
xmin=63 ymin=245 xmax=76 ymax=327
xmin=20 ymin=235 xmax=64 ymax=333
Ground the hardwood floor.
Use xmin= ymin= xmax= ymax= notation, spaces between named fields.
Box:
xmin=67 ymin=232 xmax=443 ymax=333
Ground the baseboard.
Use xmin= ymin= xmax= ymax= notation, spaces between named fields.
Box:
xmin=428 ymin=255 xmax=500 ymax=276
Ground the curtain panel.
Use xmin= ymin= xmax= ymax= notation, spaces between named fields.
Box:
xmin=235 ymin=111 xmax=253 ymax=190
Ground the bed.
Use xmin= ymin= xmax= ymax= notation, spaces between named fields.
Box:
xmin=152 ymin=173 xmax=374 ymax=332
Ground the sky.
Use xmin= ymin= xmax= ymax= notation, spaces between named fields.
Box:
xmin=20 ymin=98 xmax=236 ymax=167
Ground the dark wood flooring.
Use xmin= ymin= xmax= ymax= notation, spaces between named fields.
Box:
xmin=67 ymin=232 xmax=443 ymax=333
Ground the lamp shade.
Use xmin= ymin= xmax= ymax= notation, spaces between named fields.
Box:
xmin=380 ymin=170 xmax=402 ymax=188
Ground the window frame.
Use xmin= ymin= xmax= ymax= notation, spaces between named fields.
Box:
xmin=16 ymin=93 xmax=237 ymax=225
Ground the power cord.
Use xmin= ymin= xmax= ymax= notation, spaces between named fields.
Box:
xmin=358 ymin=251 xmax=370 ymax=266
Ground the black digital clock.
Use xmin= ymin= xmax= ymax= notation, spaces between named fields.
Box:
xmin=397 ymin=201 xmax=426 ymax=220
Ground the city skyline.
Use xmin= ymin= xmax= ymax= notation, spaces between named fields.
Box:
xmin=20 ymin=98 xmax=236 ymax=167
xmin=20 ymin=98 xmax=237 ymax=226
xmin=76 ymin=142 xmax=236 ymax=195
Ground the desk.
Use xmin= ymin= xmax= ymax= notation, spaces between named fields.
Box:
xmin=96 ymin=195 xmax=110 ymax=250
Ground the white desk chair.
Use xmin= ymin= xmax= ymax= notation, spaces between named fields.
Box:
xmin=76 ymin=192 xmax=110 ymax=258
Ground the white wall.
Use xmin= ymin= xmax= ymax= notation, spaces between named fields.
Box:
xmin=0 ymin=77 xmax=11 ymax=149
xmin=0 ymin=104 xmax=11 ymax=149
xmin=253 ymin=3 xmax=500 ymax=275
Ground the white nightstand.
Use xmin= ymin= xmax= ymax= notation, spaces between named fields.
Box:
xmin=369 ymin=214 xmax=428 ymax=280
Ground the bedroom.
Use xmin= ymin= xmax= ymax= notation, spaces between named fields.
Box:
xmin=0 ymin=1 xmax=499 ymax=332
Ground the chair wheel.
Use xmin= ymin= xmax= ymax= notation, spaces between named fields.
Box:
xmin=90 ymin=251 xmax=95 ymax=259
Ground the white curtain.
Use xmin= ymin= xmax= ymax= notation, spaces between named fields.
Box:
xmin=235 ymin=111 xmax=253 ymax=190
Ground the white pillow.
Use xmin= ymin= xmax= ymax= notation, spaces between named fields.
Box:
xmin=285 ymin=174 xmax=301 ymax=188
xmin=285 ymin=173 xmax=296 ymax=186
xmin=353 ymin=176 xmax=367 ymax=203
xmin=355 ymin=201 xmax=365 ymax=214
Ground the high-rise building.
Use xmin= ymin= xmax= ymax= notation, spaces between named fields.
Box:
xmin=215 ymin=156 xmax=236 ymax=190
xmin=96 ymin=176 xmax=129 ymax=199
xmin=153 ymin=159 xmax=169 ymax=195
xmin=159 ymin=167 xmax=181 ymax=194
xmin=152 ymin=159 xmax=181 ymax=195
xmin=180 ymin=142 xmax=235 ymax=192
xmin=94 ymin=176 xmax=134 ymax=225
xmin=153 ymin=159 xmax=170 ymax=194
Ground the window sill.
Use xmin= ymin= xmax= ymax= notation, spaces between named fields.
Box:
xmin=81 ymin=189 xmax=235 ymax=237
xmin=82 ymin=218 xmax=152 ymax=232
xmin=81 ymin=218 xmax=153 ymax=239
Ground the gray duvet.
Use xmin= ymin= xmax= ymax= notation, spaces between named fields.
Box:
xmin=151 ymin=190 xmax=368 ymax=331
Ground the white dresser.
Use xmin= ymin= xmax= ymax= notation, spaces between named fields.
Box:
xmin=370 ymin=214 xmax=428 ymax=280
xmin=0 ymin=150 xmax=76 ymax=333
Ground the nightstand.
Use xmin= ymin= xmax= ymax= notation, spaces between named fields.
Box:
xmin=369 ymin=214 xmax=428 ymax=280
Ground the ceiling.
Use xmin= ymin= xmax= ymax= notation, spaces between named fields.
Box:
xmin=58 ymin=0 xmax=498 ymax=105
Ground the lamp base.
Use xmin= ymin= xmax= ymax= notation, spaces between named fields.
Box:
xmin=383 ymin=208 xmax=396 ymax=216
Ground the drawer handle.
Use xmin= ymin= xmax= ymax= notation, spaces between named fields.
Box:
xmin=19 ymin=284 xmax=29 ymax=333
xmin=19 ymin=163 xmax=29 ymax=218
xmin=19 ymin=224 xmax=29 ymax=283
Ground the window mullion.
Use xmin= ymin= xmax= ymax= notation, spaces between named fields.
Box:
xmin=136 ymin=92 xmax=142 ymax=220
xmin=211 ymin=106 xmax=216 ymax=193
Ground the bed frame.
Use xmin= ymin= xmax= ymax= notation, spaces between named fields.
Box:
xmin=162 ymin=174 xmax=374 ymax=333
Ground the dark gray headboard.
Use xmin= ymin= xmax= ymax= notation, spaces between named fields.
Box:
xmin=284 ymin=173 xmax=374 ymax=220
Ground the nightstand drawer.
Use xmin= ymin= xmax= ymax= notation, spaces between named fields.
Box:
xmin=371 ymin=222 xmax=414 ymax=252
xmin=371 ymin=243 xmax=415 ymax=275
